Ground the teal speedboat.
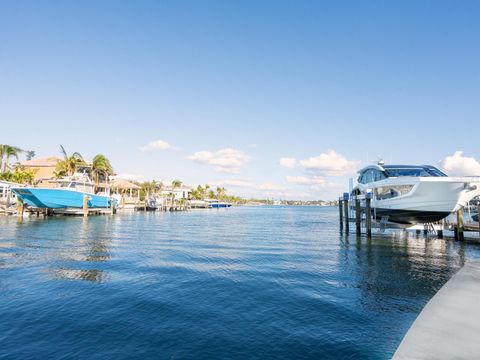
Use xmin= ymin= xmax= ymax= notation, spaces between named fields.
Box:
xmin=12 ymin=174 xmax=116 ymax=209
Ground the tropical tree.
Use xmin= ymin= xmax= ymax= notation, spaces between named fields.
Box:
xmin=216 ymin=187 xmax=226 ymax=200
xmin=54 ymin=145 xmax=85 ymax=177
xmin=170 ymin=179 xmax=182 ymax=208
xmin=25 ymin=150 xmax=36 ymax=161
xmin=0 ymin=145 xmax=23 ymax=173
xmin=0 ymin=166 xmax=36 ymax=184
xmin=91 ymin=154 xmax=114 ymax=184
xmin=190 ymin=185 xmax=205 ymax=200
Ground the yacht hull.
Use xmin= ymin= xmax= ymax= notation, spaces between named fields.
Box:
xmin=11 ymin=188 xmax=113 ymax=209
xmin=372 ymin=208 xmax=451 ymax=224
xmin=357 ymin=178 xmax=480 ymax=224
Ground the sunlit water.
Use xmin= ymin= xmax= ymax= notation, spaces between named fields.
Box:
xmin=1 ymin=206 xmax=479 ymax=359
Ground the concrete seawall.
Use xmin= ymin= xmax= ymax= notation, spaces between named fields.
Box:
xmin=393 ymin=260 xmax=480 ymax=359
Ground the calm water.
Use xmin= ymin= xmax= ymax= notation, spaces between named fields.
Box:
xmin=1 ymin=206 xmax=479 ymax=359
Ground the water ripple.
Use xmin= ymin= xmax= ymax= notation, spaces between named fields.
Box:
xmin=1 ymin=206 xmax=480 ymax=359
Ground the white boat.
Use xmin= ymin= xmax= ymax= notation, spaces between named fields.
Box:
xmin=351 ymin=162 xmax=480 ymax=224
xmin=0 ymin=180 xmax=21 ymax=208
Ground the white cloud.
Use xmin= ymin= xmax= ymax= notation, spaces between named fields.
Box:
xmin=279 ymin=157 xmax=297 ymax=169
xmin=299 ymin=149 xmax=360 ymax=176
xmin=440 ymin=151 xmax=480 ymax=176
xmin=140 ymin=139 xmax=171 ymax=151
xmin=210 ymin=179 xmax=253 ymax=188
xmin=286 ymin=175 xmax=326 ymax=186
xmin=188 ymin=148 xmax=251 ymax=173
xmin=257 ymin=183 xmax=287 ymax=191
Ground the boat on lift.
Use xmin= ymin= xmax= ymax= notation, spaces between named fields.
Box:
xmin=352 ymin=161 xmax=480 ymax=224
xmin=11 ymin=173 xmax=116 ymax=210
xmin=205 ymin=199 xmax=232 ymax=208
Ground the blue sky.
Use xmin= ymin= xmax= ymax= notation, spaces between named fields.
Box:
xmin=1 ymin=1 xmax=480 ymax=199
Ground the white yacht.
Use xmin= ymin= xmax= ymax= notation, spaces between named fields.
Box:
xmin=352 ymin=162 xmax=480 ymax=224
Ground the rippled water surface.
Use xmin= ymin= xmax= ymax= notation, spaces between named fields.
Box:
xmin=1 ymin=206 xmax=479 ymax=359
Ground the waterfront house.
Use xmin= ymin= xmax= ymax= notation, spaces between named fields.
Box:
xmin=109 ymin=179 xmax=141 ymax=209
xmin=21 ymin=157 xmax=61 ymax=187
xmin=161 ymin=185 xmax=193 ymax=200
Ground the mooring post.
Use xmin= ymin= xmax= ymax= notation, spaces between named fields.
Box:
xmin=355 ymin=196 xmax=361 ymax=235
xmin=83 ymin=195 xmax=89 ymax=217
xmin=343 ymin=193 xmax=350 ymax=233
xmin=16 ymin=199 xmax=24 ymax=218
xmin=338 ymin=197 xmax=344 ymax=232
xmin=477 ymin=203 xmax=480 ymax=236
xmin=365 ymin=193 xmax=372 ymax=238
xmin=6 ymin=190 xmax=11 ymax=209
xmin=437 ymin=221 xmax=444 ymax=239
xmin=457 ymin=206 xmax=464 ymax=241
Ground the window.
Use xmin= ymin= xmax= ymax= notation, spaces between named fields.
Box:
xmin=358 ymin=169 xmax=387 ymax=184
xmin=384 ymin=167 xmax=447 ymax=177
xmin=375 ymin=185 xmax=414 ymax=200
xmin=373 ymin=170 xmax=387 ymax=182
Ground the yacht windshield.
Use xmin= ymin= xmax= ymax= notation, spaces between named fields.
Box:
xmin=384 ymin=167 xmax=447 ymax=177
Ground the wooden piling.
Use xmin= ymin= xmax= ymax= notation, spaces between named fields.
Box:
xmin=16 ymin=200 xmax=24 ymax=218
xmin=456 ymin=207 xmax=464 ymax=241
xmin=338 ymin=198 xmax=343 ymax=231
xmin=477 ymin=204 xmax=480 ymax=236
xmin=355 ymin=197 xmax=361 ymax=235
xmin=438 ymin=221 xmax=444 ymax=239
xmin=83 ymin=195 xmax=89 ymax=217
xmin=365 ymin=194 xmax=372 ymax=238
xmin=343 ymin=194 xmax=349 ymax=233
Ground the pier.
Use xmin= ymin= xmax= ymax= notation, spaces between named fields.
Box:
xmin=393 ymin=260 xmax=480 ymax=359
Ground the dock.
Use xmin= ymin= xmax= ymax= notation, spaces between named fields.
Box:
xmin=338 ymin=194 xmax=480 ymax=241
xmin=393 ymin=260 xmax=480 ymax=359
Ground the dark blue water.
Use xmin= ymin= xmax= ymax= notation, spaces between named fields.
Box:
xmin=1 ymin=206 xmax=479 ymax=359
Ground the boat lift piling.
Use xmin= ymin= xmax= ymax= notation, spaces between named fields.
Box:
xmin=338 ymin=193 xmax=372 ymax=238
xmin=477 ymin=203 xmax=480 ymax=236
xmin=83 ymin=195 xmax=89 ymax=217
xmin=455 ymin=206 xmax=464 ymax=241
xmin=338 ymin=197 xmax=344 ymax=232
xmin=343 ymin=193 xmax=349 ymax=233
xmin=355 ymin=196 xmax=361 ymax=235
xmin=365 ymin=193 xmax=372 ymax=238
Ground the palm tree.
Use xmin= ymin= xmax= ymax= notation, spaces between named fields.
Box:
xmin=216 ymin=187 xmax=226 ymax=201
xmin=0 ymin=145 xmax=5 ymax=172
xmin=55 ymin=145 xmax=85 ymax=177
xmin=170 ymin=179 xmax=182 ymax=209
xmin=26 ymin=150 xmax=36 ymax=161
xmin=91 ymin=154 xmax=114 ymax=184
xmin=1 ymin=145 xmax=23 ymax=173
xmin=208 ymin=190 xmax=215 ymax=199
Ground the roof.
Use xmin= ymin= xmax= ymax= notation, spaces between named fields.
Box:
xmin=22 ymin=156 xmax=61 ymax=167
xmin=109 ymin=179 xmax=141 ymax=190
xmin=162 ymin=185 xmax=193 ymax=191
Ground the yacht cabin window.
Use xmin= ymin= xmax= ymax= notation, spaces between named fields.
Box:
xmin=358 ymin=169 xmax=387 ymax=184
xmin=384 ymin=167 xmax=447 ymax=177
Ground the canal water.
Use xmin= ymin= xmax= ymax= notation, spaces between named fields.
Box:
xmin=1 ymin=206 xmax=479 ymax=359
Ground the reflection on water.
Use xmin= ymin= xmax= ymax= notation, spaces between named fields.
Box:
xmin=0 ymin=207 xmax=479 ymax=360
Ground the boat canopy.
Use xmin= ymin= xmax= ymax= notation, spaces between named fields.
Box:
xmin=357 ymin=165 xmax=447 ymax=184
